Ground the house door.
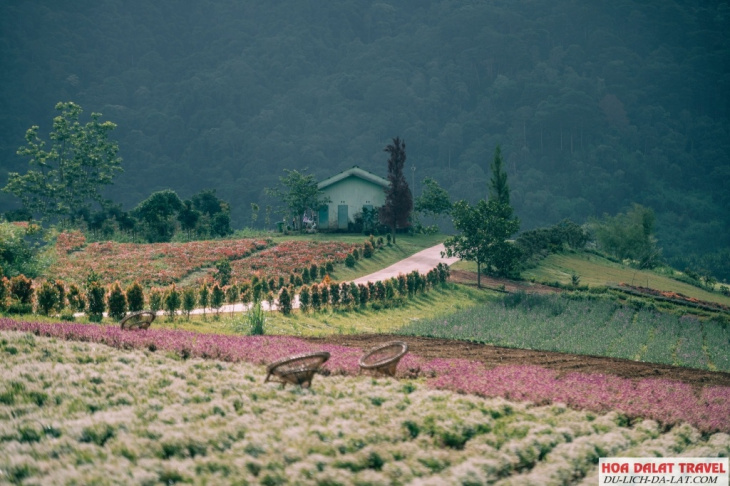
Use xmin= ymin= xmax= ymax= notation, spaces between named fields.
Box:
xmin=318 ymin=205 xmax=329 ymax=229
xmin=338 ymin=205 xmax=348 ymax=230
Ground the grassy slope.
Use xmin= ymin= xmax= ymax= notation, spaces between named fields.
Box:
xmin=456 ymin=251 xmax=730 ymax=307
xmin=148 ymin=283 xmax=494 ymax=337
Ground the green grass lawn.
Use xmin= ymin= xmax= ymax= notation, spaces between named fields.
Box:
xmin=452 ymin=250 xmax=730 ymax=308
xmin=521 ymin=252 xmax=730 ymax=306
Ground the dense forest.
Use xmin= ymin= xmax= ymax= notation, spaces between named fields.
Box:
xmin=1 ymin=0 xmax=728 ymax=278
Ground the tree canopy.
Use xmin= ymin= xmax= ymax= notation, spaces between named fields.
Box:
xmin=3 ymin=102 xmax=122 ymax=222
xmin=443 ymin=199 xmax=521 ymax=285
xmin=1 ymin=0 xmax=728 ymax=278
xmin=266 ymin=169 xmax=329 ymax=231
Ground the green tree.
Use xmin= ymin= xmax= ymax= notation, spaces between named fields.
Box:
xmin=36 ymin=281 xmax=59 ymax=316
xmin=214 ymin=259 xmax=232 ymax=286
xmin=0 ymin=222 xmax=44 ymax=278
xmin=415 ymin=177 xmax=452 ymax=219
xmin=443 ymin=199 xmax=521 ymax=286
xmin=164 ymin=285 xmax=181 ymax=320
xmin=211 ymin=284 xmax=225 ymax=315
xmin=278 ymin=286 xmax=292 ymax=315
xmin=133 ymin=190 xmax=183 ymax=242
xmin=488 ymin=145 xmax=510 ymax=205
xmin=182 ymin=287 xmax=197 ymax=319
xmin=125 ymin=281 xmax=145 ymax=312
xmin=3 ymin=102 xmax=122 ymax=221
xmin=107 ymin=282 xmax=127 ymax=321
xmin=379 ymin=137 xmax=413 ymax=243
xmin=198 ymin=283 xmax=210 ymax=317
xmin=86 ymin=275 xmax=106 ymax=323
xmin=177 ymin=200 xmax=200 ymax=240
xmin=266 ymin=169 xmax=330 ymax=232
xmin=591 ymin=204 xmax=661 ymax=268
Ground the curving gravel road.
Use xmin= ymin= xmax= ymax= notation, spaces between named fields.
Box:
xmin=352 ymin=243 xmax=459 ymax=285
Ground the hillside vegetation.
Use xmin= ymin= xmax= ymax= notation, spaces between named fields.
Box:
xmin=1 ymin=0 xmax=728 ymax=278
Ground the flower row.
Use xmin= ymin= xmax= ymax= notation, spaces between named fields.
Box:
xmin=1 ymin=318 xmax=727 ymax=434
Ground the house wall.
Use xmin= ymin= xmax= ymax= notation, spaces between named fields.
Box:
xmin=319 ymin=176 xmax=386 ymax=229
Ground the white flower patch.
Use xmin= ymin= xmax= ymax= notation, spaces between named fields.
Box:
xmin=0 ymin=330 xmax=727 ymax=485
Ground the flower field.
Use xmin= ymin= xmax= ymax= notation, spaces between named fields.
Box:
xmin=398 ymin=292 xmax=730 ymax=373
xmin=1 ymin=329 xmax=728 ymax=485
xmin=1 ymin=319 xmax=728 ymax=437
xmin=230 ymin=240 xmax=359 ymax=281
xmin=48 ymin=238 xmax=271 ymax=287
xmin=47 ymin=237 xmax=359 ymax=289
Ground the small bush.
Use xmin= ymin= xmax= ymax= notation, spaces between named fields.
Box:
xmin=126 ymin=281 xmax=145 ymax=312
xmin=182 ymin=287 xmax=197 ymax=318
xmin=345 ymin=253 xmax=356 ymax=268
xmin=87 ymin=282 xmax=106 ymax=323
xmin=278 ymin=287 xmax=292 ymax=315
xmin=107 ymin=282 xmax=127 ymax=320
xmin=299 ymin=286 xmax=311 ymax=313
xmin=10 ymin=275 xmax=34 ymax=305
xmin=164 ymin=285 xmax=181 ymax=319
xmin=37 ymin=281 xmax=60 ymax=316
xmin=148 ymin=288 xmax=163 ymax=313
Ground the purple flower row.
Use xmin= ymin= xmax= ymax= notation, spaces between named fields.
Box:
xmin=1 ymin=318 xmax=727 ymax=434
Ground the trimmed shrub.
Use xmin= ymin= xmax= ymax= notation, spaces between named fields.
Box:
xmin=67 ymin=284 xmax=85 ymax=313
xmin=301 ymin=267 xmax=311 ymax=284
xmin=164 ymin=285 xmax=181 ymax=319
xmin=325 ymin=262 xmax=334 ymax=274
xmin=397 ymin=274 xmax=408 ymax=295
xmin=10 ymin=275 xmax=33 ymax=305
xmin=363 ymin=241 xmax=374 ymax=258
xmin=182 ymin=287 xmax=197 ymax=319
xmin=340 ymin=282 xmax=352 ymax=308
xmin=278 ymin=287 xmax=292 ymax=315
xmin=226 ymin=284 xmax=239 ymax=307
xmin=107 ymin=282 xmax=127 ymax=321
xmin=126 ymin=281 xmax=145 ymax=312
xmin=148 ymin=288 xmax=163 ymax=313
xmin=345 ymin=253 xmax=356 ymax=268
xmin=319 ymin=283 xmax=330 ymax=307
xmin=211 ymin=284 xmax=225 ymax=314
xmin=86 ymin=282 xmax=106 ymax=323
xmin=310 ymin=264 xmax=318 ymax=281
xmin=299 ymin=285 xmax=311 ymax=313
xmin=37 ymin=281 xmax=59 ymax=316
xmin=198 ymin=283 xmax=210 ymax=314
xmin=349 ymin=282 xmax=359 ymax=307
xmin=374 ymin=281 xmax=386 ymax=301
xmin=310 ymin=283 xmax=321 ymax=311
xmin=329 ymin=282 xmax=340 ymax=307
xmin=52 ymin=280 xmax=66 ymax=312
xmin=358 ymin=283 xmax=369 ymax=306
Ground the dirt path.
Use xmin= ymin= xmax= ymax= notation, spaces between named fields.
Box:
xmin=304 ymin=333 xmax=730 ymax=389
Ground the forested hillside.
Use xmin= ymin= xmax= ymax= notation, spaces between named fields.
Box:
xmin=1 ymin=0 xmax=728 ymax=277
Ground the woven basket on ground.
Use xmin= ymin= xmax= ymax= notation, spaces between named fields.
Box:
xmin=264 ymin=351 xmax=330 ymax=388
xmin=120 ymin=310 xmax=156 ymax=330
xmin=358 ymin=341 xmax=409 ymax=377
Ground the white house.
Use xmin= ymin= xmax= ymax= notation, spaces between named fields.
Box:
xmin=317 ymin=166 xmax=389 ymax=230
